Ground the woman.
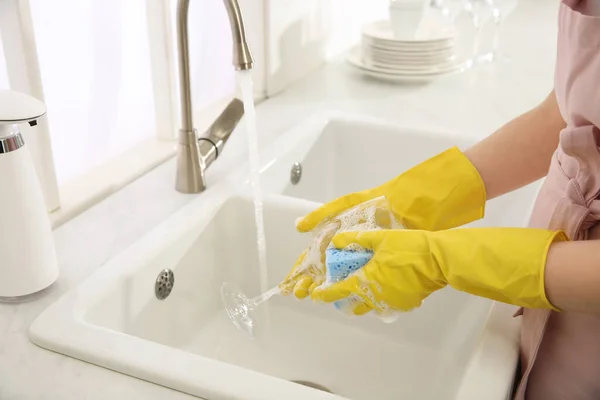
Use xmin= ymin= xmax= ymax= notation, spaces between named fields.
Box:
xmin=281 ymin=1 xmax=600 ymax=398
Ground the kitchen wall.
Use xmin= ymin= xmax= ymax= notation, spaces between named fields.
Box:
xmin=0 ymin=33 xmax=8 ymax=89
xmin=239 ymin=0 xmax=267 ymax=99
xmin=264 ymin=0 xmax=388 ymax=96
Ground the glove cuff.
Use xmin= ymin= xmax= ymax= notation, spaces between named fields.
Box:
xmin=431 ymin=228 xmax=567 ymax=310
xmin=389 ymin=147 xmax=487 ymax=231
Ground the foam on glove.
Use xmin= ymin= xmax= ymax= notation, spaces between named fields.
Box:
xmin=292 ymin=196 xmax=403 ymax=321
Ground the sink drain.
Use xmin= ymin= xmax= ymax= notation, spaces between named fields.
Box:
xmin=155 ymin=269 xmax=174 ymax=300
xmin=291 ymin=380 xmax=333 ymax=394
xmin=290 ymin=162 xmax=302 ymax=185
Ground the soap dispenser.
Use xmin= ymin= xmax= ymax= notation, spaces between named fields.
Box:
xmin=0 ymin=90 xmax=58 ymax=302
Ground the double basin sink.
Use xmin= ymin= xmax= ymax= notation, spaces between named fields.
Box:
xmin=30 ymin=113 xmax=540 ymax=399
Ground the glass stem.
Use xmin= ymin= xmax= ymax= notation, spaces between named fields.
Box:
xmin=491 ymin=9 xmax=502 ymax=58
xmin=471 ymin=14 xmax=483 ymax=62
xmin=249 ymin=286 xmax=281 ymax=309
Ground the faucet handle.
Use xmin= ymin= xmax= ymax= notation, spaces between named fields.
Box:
xmin=198 ymin=98 xmax=244 ymax=166
xmin=203 ymin=98 xmax=244 ymax=154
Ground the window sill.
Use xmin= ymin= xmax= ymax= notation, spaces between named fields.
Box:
xmin=49 ymin=138 xmax=177 ymax=229
xmin=49 ymin=95 xmax=251 ymax=229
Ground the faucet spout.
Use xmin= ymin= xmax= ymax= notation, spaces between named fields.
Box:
xmin=223 ymin=0 xmax=254 ymax=70
xmin=175 ymin=0 xmax=254 ymax=194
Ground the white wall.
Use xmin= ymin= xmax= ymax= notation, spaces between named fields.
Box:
xmin=265 ymin=0 xmax=388 ymax=96
xmin=0 ymin=33 xmax=8 ymax=90
xmin=240 ymin=0 xmax=266 ymax=99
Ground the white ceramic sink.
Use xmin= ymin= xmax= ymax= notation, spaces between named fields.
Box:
xmin=31 ymin=113 xmax=540 ymax=400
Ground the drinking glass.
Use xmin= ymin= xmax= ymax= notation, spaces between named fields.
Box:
xmin=221 ymin=196 xmax=400 ymax=338
xmin=430 ymin=0 xmax=469 ymax=24
xmin=221 ymin=282 xmax=282 ymax=338
xmin=464 ymin=0 xmax=495 ymax=66
xmin=480 ymin=0 xmax=519 ymax=62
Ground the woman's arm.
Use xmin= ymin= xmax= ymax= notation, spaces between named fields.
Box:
xmin=545 ymin=241 xmax=600 ymax=313
xmin=465 ymin=90 xmax=566 ymax=199
xmin=465 ymin=91 xmax=600 ymax=313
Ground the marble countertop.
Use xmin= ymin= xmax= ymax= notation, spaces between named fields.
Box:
xmin=0 ymin=2 xmax=560 ymax=398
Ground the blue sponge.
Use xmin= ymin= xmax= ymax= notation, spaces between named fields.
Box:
xmin=325 ymin=248 xmax=374 ymax=283
xmin=325 ymin=248 xmax=373 ymax=312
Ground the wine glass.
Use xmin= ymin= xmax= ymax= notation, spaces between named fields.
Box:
xmin=480 ymin=0 xmax=519 ymax=63
xmin=464 ymin=0 xmax=495 ymax=67
xmin=221 ymin=196 xmax=400 ymax=338
xmin=430 ymin=0 xmax=469 ymax=24
xmin=221 ymin=282 xmax=282 ymax=338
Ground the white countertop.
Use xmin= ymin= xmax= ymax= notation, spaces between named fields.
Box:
xmin=0 ymin=2 xmax=560 ymax=398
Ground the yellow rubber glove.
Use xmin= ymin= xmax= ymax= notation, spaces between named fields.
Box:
xmin=282 ymin=147 xmax=486 ymax=299
xmin=296 ymin=147 xmax=486 ymax=233
xmin=279 ymin=249 xmax=325 ymax=298
xmin=311 ymin=228 xmax=567 ymax=314
xmin=280 ymin=196 xmax=401 ymax=298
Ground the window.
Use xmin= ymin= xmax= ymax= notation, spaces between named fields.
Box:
xmin=30 ymin=0 xmax=157 ymax=184
xmin=0 ymin=35 xmax=8 ymax=89
xmin=1 ymin=0 xmax=265 ymax=227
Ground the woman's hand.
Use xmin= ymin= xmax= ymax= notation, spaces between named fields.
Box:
xmin=296 ymin=147 xmax=486 ymax=233
xmin=311 ymin=228 xmax=566 ymax=315
xmin=279 ymin=249 xmax=324 ymax=299
xmin=278 ymin=221 xmax=339 ymax=298
xmin=281 ymin=147 xmax=487 ymax=298
xmin=285 ymin=89 xmax=568 ymax=309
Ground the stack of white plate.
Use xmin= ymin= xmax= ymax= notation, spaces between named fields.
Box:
xmin=348 ymin=18 xmax=464 ymax=83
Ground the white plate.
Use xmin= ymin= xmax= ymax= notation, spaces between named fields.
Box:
xmin=362 ymin=35 xmax=455 ymax=52
xmin=363 ymin=44 xmax=455 ymax=65
xmin=364 ymin=57 xmax=458 ymax=72
xmin=347 ymin=48 xmax=464 ymax=82
xmin=350 ymin=48 xmax=462 ymax=75
xmin=362 ymin=19 xmax=457 ymax=44
xmin=364 ymin=42 xmax=455 ymax=57
xmin=348 ymin=64 xmax=440 ymax=83
xmin=368 ymin=52 xmax=455 ymax=66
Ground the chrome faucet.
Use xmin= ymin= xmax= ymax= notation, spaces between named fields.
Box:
xmin=175 ymin=0 xmax=254 ymax=193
